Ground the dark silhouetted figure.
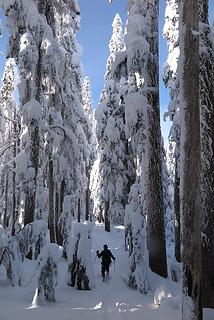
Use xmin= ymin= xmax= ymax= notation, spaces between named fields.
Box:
xmin=96 ymin=244 xmax=115 ymax=281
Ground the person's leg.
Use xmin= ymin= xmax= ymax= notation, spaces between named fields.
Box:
xmin=106 ymin=264 xmax=110 ymax=279
xmin=101 ymin=264 xmax=105 ymax=280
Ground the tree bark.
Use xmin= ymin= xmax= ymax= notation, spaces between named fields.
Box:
xmin=48 ymin=153 xmax=56 ymax=243
xmin=104 ymin=200 xmax=110 ymax=232
xmin=77 ymin=198 xmax=81 ymax=223
xmin=179 ymin=0 xmax=202 ymax=318
xmin=174 ymin=155 xmax=181 ymax=263
xmin=146 ymin=0 xmax=167 ymax=278
xmin=3 ymin=173 xmax=9 ymax=229
xmin=24 ymin=120 xmax=40 ymax=226
xmin=199 ymin=0 xmax=214 ymax=309
xmin=55 ymin=191 xmax=61 ymax=245
xmin=55 ymin=180 xmax=65 ymax=246
xmin=85 ymin=189 xmax=89 ymax=221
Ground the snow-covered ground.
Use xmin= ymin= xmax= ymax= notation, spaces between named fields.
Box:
xmin=0 ymin=223 xmax=213 ymax=320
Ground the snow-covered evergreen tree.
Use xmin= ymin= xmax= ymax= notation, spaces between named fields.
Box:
xmin=34 ymin=0 xmax=81 ymax=242
xmin=124 ymin=0 xmax=167 ymax=278
xmin=163 ymin=0 xmax=181 ymax=263
xmin=42 ymin=0 xmax=89 ymax=230
xmin=0 ymin=58 xmax=20 ymax=235
xmin=96 ymin=14 xmax=129 ymax=230
xmin=2 ymin=0 xmax=89 ymax=240
xmin=82 ymin=76 xmax=97 ymax=221
xmin=199 ymin=0 xmax=214 ymax=309
xmin=1 ymin=0 xmax=49 ymax=228
xmin=105 ymin=13 xmax=125 ymax=79
xmin=161 ymin=144 xmax=177 ymax=281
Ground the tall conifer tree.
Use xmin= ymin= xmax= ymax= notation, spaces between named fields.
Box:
xmin=179 ymin=0 xmax=202 ymax=318
xmin=199 ymin=0 xmax=214 ymax=309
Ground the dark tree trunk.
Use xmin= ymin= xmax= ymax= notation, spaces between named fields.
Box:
xmin=85 ymin=165 xmax=90 ymax=221
xmin=24 ymin=120 xmax=40 ymax=226
xmin=60 ymin=180 xmax=65 ymax=214
xmin=179 ymin=0 xmax=202 ymax=319
xmin=98 ymin=205 xmax=104 ymax=223
xmin=12 ymin=157 xmax=16 ymax=236
xmin=55 ymin=191 xmax=63 ymax=245
xmin=3 ymin=173 xmax=9 ymax=229
xmin=199 ymin=0 xmax=214 ymax=309
xmin=77 ymin=198 xmax=81 ymax=223
xmin=174 ymin=155 xmax=181 ymax=263
xmin=146 ymin=0 xmax=167 ymax=278
xmin=55 ymin=191 xmax=59 ymax=239
xmin=48 ymin=154 xmax=56 ymax=243
xmin=104 ymin=200 xmax=110 ymax=232
xmin=85 ymin=188 xmax=90 ymax=221
xmin=56 ymin=180 xmax=64 ymax=246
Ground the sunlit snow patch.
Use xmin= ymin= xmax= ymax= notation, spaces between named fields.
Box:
xmin=154 ymin=284 xmax=172 ymax=306
xmin=94 ymin=302 xmax=102 ymax=310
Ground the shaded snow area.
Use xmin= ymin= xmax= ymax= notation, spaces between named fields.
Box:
xmin=0 ymin=224 xmax=213 ymax=320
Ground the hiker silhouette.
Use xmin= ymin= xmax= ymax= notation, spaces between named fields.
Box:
xmin=96 ymin=244 xmax=115 ymax=281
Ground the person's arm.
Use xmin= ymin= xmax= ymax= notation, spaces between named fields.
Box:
xmin=96 ymin=250 xmax=102 ymax=258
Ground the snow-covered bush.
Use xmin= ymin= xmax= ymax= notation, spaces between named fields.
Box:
xmin=0 ymin=221 xmax=47 ymax=286
xmin=37 ymin=243 xmax=59 ymax=303
xmin=67 ymin=222 xmax=94 ymax=290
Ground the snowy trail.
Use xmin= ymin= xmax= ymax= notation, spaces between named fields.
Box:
xmin=0 ymin=223 xmax=213 ymax=320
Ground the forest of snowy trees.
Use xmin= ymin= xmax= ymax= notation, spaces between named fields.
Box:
xmin=0 ymin=0 xmax=213 ymax=320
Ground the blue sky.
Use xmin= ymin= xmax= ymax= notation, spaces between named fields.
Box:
xmin=1 ymin=1 xmax=214 ymax=143
xmin=78 ymin=0 xmax=127 ymax=105
xmin=78 ymin=0 xmax=168 ymax=107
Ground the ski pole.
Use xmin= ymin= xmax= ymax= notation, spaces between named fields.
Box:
xmin=114 ymin=260 xmax=116 ymax=274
